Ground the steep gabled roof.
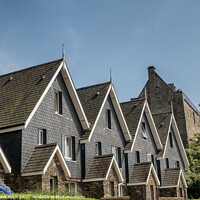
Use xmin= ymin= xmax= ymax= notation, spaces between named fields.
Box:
xmin=22 ymin=143 xmax=71 ymax=177
xmin=0 ymin=59 xmax=62 ymax=130
xmin=0 ymin=59 xmax=89 ymax=132
xmin=127 ymin=162 xmax=160 ymax=186
xmin=153 ymin=112 xmax=189 ymax=167
xmin=153 ymin=112 xmax=172 ymax=157
xmin=77 ymin=82 xmax=131 ymax=142
xmin=83 ymin=154 xmax=123 ymax=183
xmin=121 ymin=98 xmax=162 ymax=152
xmin=161 ymin=168 xmax=187 ymax=188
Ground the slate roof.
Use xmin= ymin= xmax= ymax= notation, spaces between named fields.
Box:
xmin=77 ymin=82 xmax=111 ymax=140
xmin=120 ymin=98 xmax=145 ymax=150
xmin=85 ymin=154 xmax=113 ymax=180
xmin=129 ymin=162 xmax=152 ymax=184
xmin=0 ymin=59 xmax=62 ymax=130
xmin=152 ymin=112 xmax=172 ymax=157
xmin=162 ymin=168 xmax=181 ymax=187
xmin=22 ymin=143 xmax=57 ymax=174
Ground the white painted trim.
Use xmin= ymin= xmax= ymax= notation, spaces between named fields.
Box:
xmin=110 ymin=86 xmax=131 ymax=141
xmin=178 ymin=169 xmax=188 ymax=188
xmin=43 ymin=145 xmax=71 ymax=177
xmin=88 ymin=84 xmax=112 ymax=142
xmin=0 ymin=125 xmax=25 ymax=134
xmin=171 ymin=115 xmax=189 ymax=167
xmin=83 ymin=178 xmax=106 ymax=182
xmin=148 ymin=164 xmax=160 ymax=186
xmin=22 ymin=171 xmax=44 ymax=176
xmin=25 ymin=61 xmax=64 ymax=128
xmin=0 ymin=147 xmax=11 ymax=173
xmin=62 ymin=62 xmax=90 ymax=130
xmin=105 ymin=156 xmax=124 ymax=183
xmin=130 ymin=102 xmax=146 ymax=152
xmin=22 ymin=145 xmax=71 ymax=177
xmin=145 ymin=102 xmax=163 ymax=150
xmin=162 ymin=116 xmax=173 ymax=158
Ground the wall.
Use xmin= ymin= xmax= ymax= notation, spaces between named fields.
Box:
xmin=85 ymin=95 xmax=126 ymax=179
xmin=0 ymin=130 xmax=22 ymax=173
xmin=128 ymin=113 xmax=158 ymax=178
xmin=22 ymin=72 xmax=83 ymax=178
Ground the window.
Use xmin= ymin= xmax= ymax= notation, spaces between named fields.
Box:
xmin=62 ymin=136 xmax=75 ymax=161
xmin=169 ymin=132 xmax=173 ymax=148
xmin=112 ymin=146 xmax=121 ymax=167
xmin=118 ymin=184 xmax=123 ymax=196
xmin=38 ymin=129 xmax=46 ymax=145
xmin=175 ymin=161 xmax=180 ymax=168
xmin=180 ymin=188 xmax=183 ymax=197
xmin=166 ymin=158 xmax=169 ymax=169
xmin=106 ymin=109 xmax=111 ymax=129
xmin=151 ymin=155 xmax=154 ymax=166
xmin=109 ymin=182 xmax=114 ymax=196
xmin=136 ymin=151 xmax=140 ymax=163
xmin=66 ymin=182 xmax=77 ymax=196
xmin=147 ymin=154 xmax=151 ymax=162
xmin=95 ymin=142 xmax=102 ymax=156
xmin=50 ymin=177 xmax=57 ymax=193
xmin=142 ymin=122 xmax=147 ymax=139
xmin=150 ymin=185 xmax=154 ymax=200
xmin=55 ymin=91 xmax=62 ymax=115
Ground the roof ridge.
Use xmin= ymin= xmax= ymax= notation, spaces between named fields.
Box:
xmin=35 ymin=143 xmax=58 ymax=149
xmin=0 ymin=58 xmax=63 ymax=78
xmin=77 ymin=81 xmax=111 ymax=91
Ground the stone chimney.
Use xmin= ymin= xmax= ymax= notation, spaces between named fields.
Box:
xmin=148 ymin=66 xmax=156 ymax=81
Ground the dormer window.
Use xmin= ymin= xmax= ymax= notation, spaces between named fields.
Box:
xmin=62 ymin=136 xmax=76 ymax=161
xmin=38 ymin=129 xmax=46 ymax=145
xmin=95 ymin=142 xmax=102 ymax=156
xmin=142 ymin=122 xmax=147 ymax=139
xmin=55 ymin=91 xmax=62 ymax=115
xmin=106 ymin=109 xmax=111 ymax=129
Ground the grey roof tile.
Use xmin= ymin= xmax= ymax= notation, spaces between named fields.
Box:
xmin=162 ymin=168 xmax=180 ymax=187
xmin=0 ymin=59 xmax=62 ymax=129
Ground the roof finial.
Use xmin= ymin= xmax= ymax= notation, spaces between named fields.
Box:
xmin=144 ymin=87 xmax=147 ymax=99
xmin=110 ymin=69 xmax=112 ymax=84
xmin=171 ymin=101 xmax=174 ymax=113
xmin=62 ymin=44 xmax=65 ymax=62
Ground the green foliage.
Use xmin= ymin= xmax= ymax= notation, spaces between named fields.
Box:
xmin=185 ymin=132 xmax=200 ymax=198
xmin=0 ymin=193 xmax=97 ymax=200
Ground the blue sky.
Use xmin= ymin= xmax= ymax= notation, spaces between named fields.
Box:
xmin=0 ymin=0 xmax=200 ymax=107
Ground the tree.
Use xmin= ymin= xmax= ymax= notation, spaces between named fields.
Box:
xmin=185 ymin=132 xmax=200 ymax=198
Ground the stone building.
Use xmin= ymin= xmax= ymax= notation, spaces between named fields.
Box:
xmin=139 ymin=66 xmax=200 ymax=147
xmin=0 ymin=57 xmax=191 ymax=199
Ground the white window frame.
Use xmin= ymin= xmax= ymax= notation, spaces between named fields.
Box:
xmin=112 ymin=146 xmax=118 ymax=163
xmin=38 ymin=129 xmax=44 ymax=145
xmin=66 ymin=182 xmax=77 ymax=196
xmin=55 ymin=91 xmax=62 ymax=115
xmin=147 ymin=154 xmax=151 ymax=162
xmin=62 ymin=136 xmax=72 ymax=160
xmin=95 ymin=142 xmax=99 ymax=156
xmin=109 ymin=181 xmax=114 ymax=196
xmin=174 ymin=160 xmax=180 ymax=168
xmin=142 ymin=122 xmax=147 ymax=139
xmin=118 ymin=184 xmax=123 ymax=197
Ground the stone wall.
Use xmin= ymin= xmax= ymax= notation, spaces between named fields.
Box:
xmin=146 ymin=172 xmax=157 ymax=200
xmin=160 ymin=188 xmax=177 ymax=197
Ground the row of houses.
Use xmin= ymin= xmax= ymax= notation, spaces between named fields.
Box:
xmin=0 ymin=57 xmax=198 ymax=199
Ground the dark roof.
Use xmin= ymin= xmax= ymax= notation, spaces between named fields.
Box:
xmin=0 ymin=59 xmax=62 ymax=129
xmin=162 ymin=168 xmax=181 ymax=187
xmin=153 ymin=112 xmax=172 ymax=157
xmin=86 ymin=154 xmax=113 ymax=180
xmin=22 ymin=143 xmax=57 ymax=173
xmin=129 ymin=162 xmax=151 ymax=184
xmin=77 ymin=82 xmax=111 ymax=140
xmin=120 ymin=98 xmax=145 ymax=150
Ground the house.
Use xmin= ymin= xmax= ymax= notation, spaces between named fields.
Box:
xmin=76 ymin=81 xmax=131 ymax=198
xmin=120 ymin=98 xmax=162 ymax=199
xmin=139 ymin=66 xmax=200 ymax=147
xmin=0 ymin=56 xmax=190 ymax=200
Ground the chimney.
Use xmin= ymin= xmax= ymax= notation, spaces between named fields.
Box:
xmin=148 ymin=66 xmax=156 ymax=81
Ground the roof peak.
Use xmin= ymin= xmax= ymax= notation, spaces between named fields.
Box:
xmin=0 ymin=58 xmax=63 ymax=78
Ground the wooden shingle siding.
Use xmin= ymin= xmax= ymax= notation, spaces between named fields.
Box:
xmin=22 ymin=73 xmax=83 ymax=178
